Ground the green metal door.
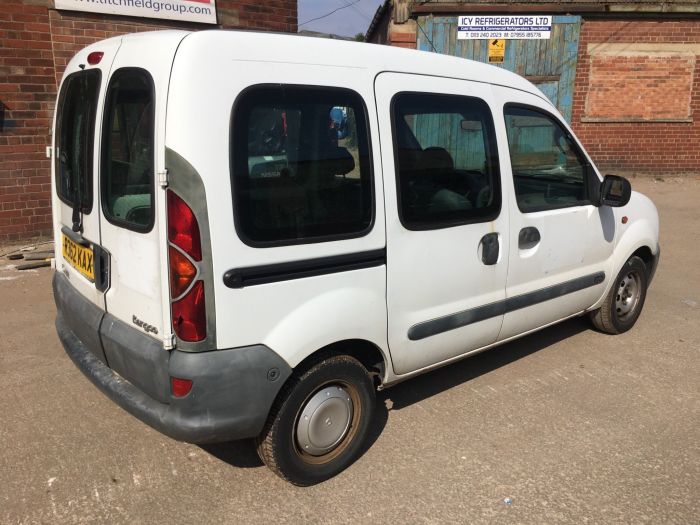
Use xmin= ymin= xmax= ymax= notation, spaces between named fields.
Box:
xmin=416 ymin=15 xmax=581 ymax=122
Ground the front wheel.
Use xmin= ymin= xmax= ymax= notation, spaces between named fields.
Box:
xmin=256 ymin=354 xmax=375 ymax=485
xmin=590 ymin=255 xmax=648 ymax=334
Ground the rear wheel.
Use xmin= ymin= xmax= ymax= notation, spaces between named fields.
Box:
xmin=590 ymin=255 xmax=648 ymax=334
xmin=256 ymin=354 xmax=375 ymax=486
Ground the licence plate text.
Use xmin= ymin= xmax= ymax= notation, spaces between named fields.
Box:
xmin=62 ymin=234 xmax=95 ymax=281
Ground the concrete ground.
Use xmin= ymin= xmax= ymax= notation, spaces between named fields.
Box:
xmin=1 ymin=177 xmax=698 ymax=524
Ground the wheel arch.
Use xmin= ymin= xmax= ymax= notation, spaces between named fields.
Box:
xmin=591 ymin=239 xmax=657 ymax=312
xmin=630 ymin=245 xmax=654 ymax=277
xmin=292 ymin=338 xmax=388 ymax=387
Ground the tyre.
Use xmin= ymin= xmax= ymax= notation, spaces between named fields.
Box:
xmin=256 ymin=354 xmax=375 ymax=486
xmin=590 ymin=255 xmax=648 ymax=334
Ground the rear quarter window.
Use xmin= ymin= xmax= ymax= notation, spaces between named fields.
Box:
xmin=231 ymin=85 xmax=374 ymax=247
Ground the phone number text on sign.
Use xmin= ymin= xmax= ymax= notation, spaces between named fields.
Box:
xmin=457 ymin=15 xmax=552 ymax=40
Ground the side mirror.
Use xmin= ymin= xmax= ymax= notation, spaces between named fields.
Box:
xmin=600 ymin=174 xmax=632 ymax=207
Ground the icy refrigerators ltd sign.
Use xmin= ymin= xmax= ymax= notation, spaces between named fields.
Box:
xmin=457 ymin=16 xmax=552 ymax=40
xmin=54 ymin=0 xmax=217 ymax=25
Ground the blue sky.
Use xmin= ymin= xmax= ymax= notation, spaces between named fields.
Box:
xmin=298 ymin=0 xmax=384 ymax=37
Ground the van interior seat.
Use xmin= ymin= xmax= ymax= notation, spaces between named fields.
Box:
xmin=305 ymin=145 xmax=362 ymax=223
xmin=397 ymin=146 xmax=473 ymax=213
xmin=246 ymin=145 xmax=362 ymax=232
xmin=318 ymin=146 xmax=355 ymax=179
xmin=420 ymin=146 xmax=454 ymax=172
xmin=247 ymin=175 xmax=307 ymax=233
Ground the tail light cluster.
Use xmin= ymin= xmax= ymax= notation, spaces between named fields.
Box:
xmin=168 ymin=190 xmax=206 ymax=342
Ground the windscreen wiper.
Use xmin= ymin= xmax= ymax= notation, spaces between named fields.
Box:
xmin=61 ymin=149 xmax=82 ymax=233
xmin=70 ymin=146 xmax=83 ymax=233
xmin=72 ymin=75 xmax=89 ymax=234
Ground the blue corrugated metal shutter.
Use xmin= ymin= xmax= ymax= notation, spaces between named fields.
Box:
xmin=416 ymin=15 xmax=581 ymax=122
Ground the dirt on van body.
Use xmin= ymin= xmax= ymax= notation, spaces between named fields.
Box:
xmin=1 ymin=177 xmax=698 ymax=524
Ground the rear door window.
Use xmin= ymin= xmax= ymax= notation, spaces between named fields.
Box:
xmin=391 ymin=92 xmax=501 ymax=229
xmin=231 ymin=85 xmax=373 ymax=246
xmin=101 ymin=68 xmax=155 ymax=232
xmin=55 ymin=70 xmax=101 ymax=213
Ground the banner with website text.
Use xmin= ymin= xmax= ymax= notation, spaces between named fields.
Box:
xmin=54 ymin=0 xmax=217 ymax=25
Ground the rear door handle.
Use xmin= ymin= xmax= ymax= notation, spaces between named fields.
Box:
xmin=518 ymin=227 xmax=541 ymax=249
xmin=480 ymin=232 xmax=499 ymax=265
xmin=93 ymin=245 xmax=110 ymax=293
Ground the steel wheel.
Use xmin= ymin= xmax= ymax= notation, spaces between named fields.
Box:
xmin=590 ymin=255 xmax=649 ymax=334
xmin=615 ymin=270 xmax=642 ymax=320
xmin=294 ymin=381 xmax=362 ymax=465
xmin=256 ymin=354 xmax=375 ymax=485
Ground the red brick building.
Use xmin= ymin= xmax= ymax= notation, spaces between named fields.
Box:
xmin=366 ymin=1 xmax=700 ymax=177
xmin=0 ymin=0 xmax=297 ymax=241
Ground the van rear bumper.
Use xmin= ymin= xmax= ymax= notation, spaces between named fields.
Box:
xmin=53 ymin=273 xmax=291 ymax=444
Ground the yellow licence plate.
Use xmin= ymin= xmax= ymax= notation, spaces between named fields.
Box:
xmin=62 ymin=233 xmax=95 ymax=281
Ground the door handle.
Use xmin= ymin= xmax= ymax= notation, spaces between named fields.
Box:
xmin=480 ymin=233 xmax=499 ymax=265
xmin=518 ymin=226 xmax=541 ymax=249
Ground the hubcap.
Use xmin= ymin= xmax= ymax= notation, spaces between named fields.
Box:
xmin=615 ymin=271 xmax=641 ymax=319
xmin=296 ymin=385 xmax=353 ymax=457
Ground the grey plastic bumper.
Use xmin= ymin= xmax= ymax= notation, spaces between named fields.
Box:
xmin=53 ymin=273 xmax=291 ymax=444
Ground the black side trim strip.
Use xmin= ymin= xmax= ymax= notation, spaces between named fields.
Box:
xmin=408 ymin=271 xmax=605 ymax=341
xmin=223 ymin=248 xmax=386 ymax=289
xmin=504 ymin=272 xmax=605 ymax=314
xmin=409 ymin=301 xmax=505 ymax=341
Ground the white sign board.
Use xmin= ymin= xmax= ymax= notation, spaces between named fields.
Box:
xmin=54 ymin=0 xmax=217 ymax=25
xmin=457 ymin=16 xmax=552 ymax=40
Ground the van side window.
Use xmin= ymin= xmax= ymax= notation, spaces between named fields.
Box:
xmin=55 ymin=70 xmax=101 ymax=213
xmin=391 ymin=92 xmax=501 ymax=230
xmin=101 ymin=68 xmax=155 ymax=232
xmin=504 ymin=105 xmax=590 ymax=213
xmin=231 ymin=86 xmax=373 ymax=246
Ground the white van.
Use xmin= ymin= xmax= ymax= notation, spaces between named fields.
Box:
xmin=52 ymin=30 xmax=660 ymax=485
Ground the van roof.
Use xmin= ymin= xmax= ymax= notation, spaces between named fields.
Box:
xmin=113 ymin=29 xmax=548 ymax=104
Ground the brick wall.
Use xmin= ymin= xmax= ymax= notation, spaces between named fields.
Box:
xmin=571 ymin=20 xmax=700 ymax=175
xmin=585 ymin=53 xmax=694 ymax=121
xmin=388 ymin=20 xmax=417 ymax=49
xmin=0 ymin=0 xmax=297 ymax=241
xmin=0 ymin=3 xmax=53 ymax=241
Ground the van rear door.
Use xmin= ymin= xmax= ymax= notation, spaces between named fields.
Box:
xmin=97 ymin=33 xmax=185 ymax=347
xmin=53 ymin=38 xmax=121 ymax=310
